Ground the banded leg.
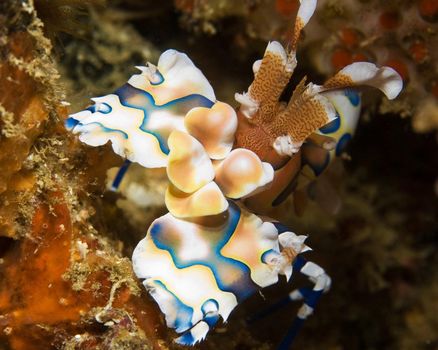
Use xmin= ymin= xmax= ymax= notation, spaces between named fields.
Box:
xmin=109 ymin=159 xmax=131 ymax=191
xmin=278 ymin=255 xmax=331 ymax=350
xmin=248 ymin=254 xmax=330 ymax=349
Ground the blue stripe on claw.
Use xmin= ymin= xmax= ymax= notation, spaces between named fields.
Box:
xmin=152 ymin=280 xmax=195 ymax=332
xmin=114 ymin=83 xmax=214 ymax=155
xmin=65 ymin=117 xmax=80 ymax=130
xmin=150 ymin=202 xmax=259 ymax=301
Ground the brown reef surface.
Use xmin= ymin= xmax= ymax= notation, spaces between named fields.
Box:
xmin=0 ymin=1 xmax=168 ymax=349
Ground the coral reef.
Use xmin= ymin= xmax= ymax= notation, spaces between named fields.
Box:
xmin=0 ymin=0 xmax=437 ymax=349
xmin=0 ymin=196 xmax=162 ymax=350
xmin=58 ymin=8 xmax=159 ymax=107
xmin=0 ymin=1 xmax=167 ymax=349
xmin=174 ymin=0 xmax=438 ymax=132
xmin=0 ymin=0 xmax=59 ymax=237
xmin=303 ymin=0 xmax=438 ymax=132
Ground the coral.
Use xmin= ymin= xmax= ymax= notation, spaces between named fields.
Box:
xmin=0 ymin=1 xmax=167 ymax=349
xmin=399 ymin=280 xmax=438 ymax=349
xmin=174 ymin=0 xmax=289 ymax=39
xmin=34 ymin=0 xmax=105 ymax=38
xmin=0 ymin=196 xmax=162 ymax=350
xmin=58 ymin=10 xmax=159 ymax=107
xmin=303 ymin=0 xmax=438 ymax=130
xmin=0 ymin=0 xmax=436 ymax=349
xmin=0 ymin=0 xmax=61 ymax=237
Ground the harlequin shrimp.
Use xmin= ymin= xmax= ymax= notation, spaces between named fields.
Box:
xmin=66 ymin=0 xmax=402 ymax=347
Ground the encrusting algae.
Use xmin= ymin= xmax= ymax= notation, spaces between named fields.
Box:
xmin=0 ymin=1 xmax=168 ymax=349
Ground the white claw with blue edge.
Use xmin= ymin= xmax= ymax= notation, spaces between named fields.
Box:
xmin=66 ymin=49 xmax=216 ymax=168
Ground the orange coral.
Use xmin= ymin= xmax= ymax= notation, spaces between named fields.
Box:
xmin=275 ymin=0 xmax=299 ymax=18
xmin=418 ymin=0 xmax=438 ymax=22
xmin=0 ymin=32 xmax=49 ymax=236
xmin=0 ymin=193 xmax=166 ymax=350
xmin=0 ymin=2 xmax=167 ymax=349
